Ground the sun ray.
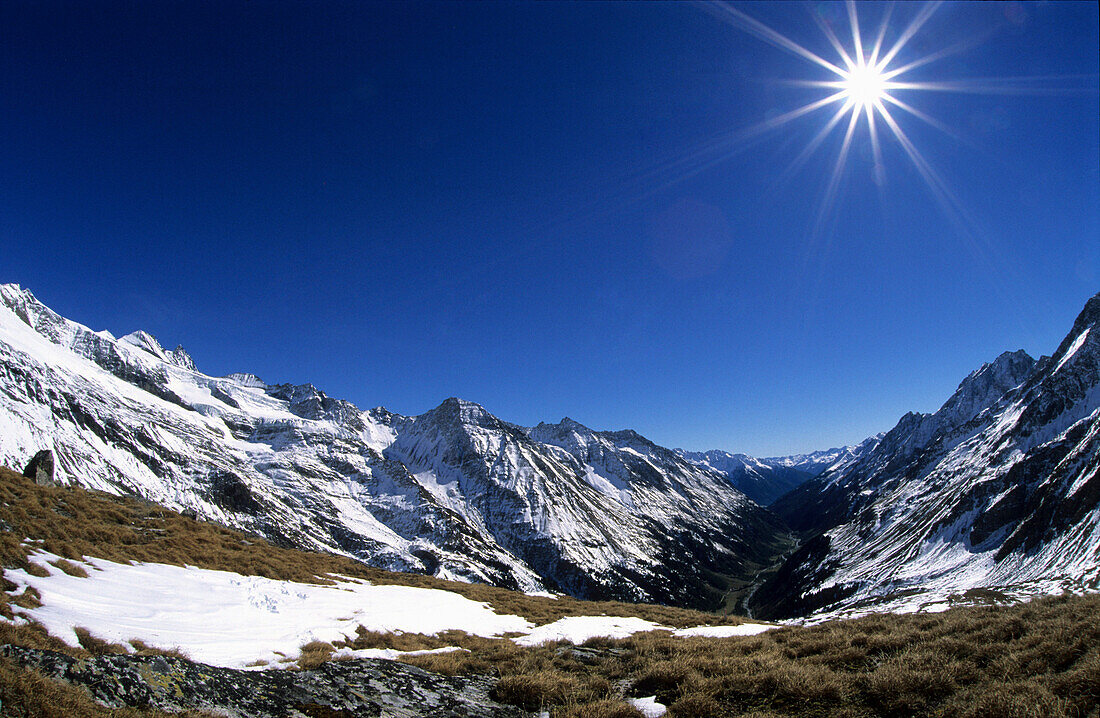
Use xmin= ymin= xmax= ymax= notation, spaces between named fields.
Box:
xmin=812 ymin=10 xmax=855 ymax=71
xmin=865 ymin=102 xmax=884 ymax=185
xmin=700 ymin=2 xmax=848 ymax=77
xmin=846 ymin=1 xmax=864 ymax=66
xmin=867 ymin=3 xmax=894 ymax=68
xmin=879 ymin=94 xmax=958 ymax=139
xmin=875 ymin=105 xmax=961 ymax=221
xmin=876 ymin=1 xmax=942 ymax=70
xmin=887 ymin=75 xmax=1098 ymax=95
xmin=881 ymin=31 xmax=998 ymax=80
xmin=814 ymin=106 xmax=861 ymax=237
xmin=778 ymin=101 xmax=855 ymax=185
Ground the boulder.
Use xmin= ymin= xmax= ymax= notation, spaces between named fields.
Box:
xmin=22 ymin=449 xmax=56 ymax=486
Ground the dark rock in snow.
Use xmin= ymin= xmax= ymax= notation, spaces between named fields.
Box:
xmin=22 ymin=449 xmax=56 ymax=486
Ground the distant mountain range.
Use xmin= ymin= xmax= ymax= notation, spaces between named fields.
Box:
xmin=677 ymin=438 xmax=881 ymax=507
xmin=1 ymin=282 xmax=1097 ymax=618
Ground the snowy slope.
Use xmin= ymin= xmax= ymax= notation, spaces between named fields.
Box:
xmin=0 ymin=284 xmax=784 ymax=608
xmin=5 ymin=551 xmax=773 ymax=669
xmin=756 ymin=293 xmax=1100 ymax=619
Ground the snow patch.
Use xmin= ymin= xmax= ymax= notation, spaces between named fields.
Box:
xmin=329 ymin=645 xmax=467 ymax=662
xmin=1055 ymin=327 xmax=1091 ymax=374
xmin=513 ymin=616 xmax=668 ymax=647
xmin=672 ymin=623 xmax=775 ymax=638
xmin=629 ymin=696 xmax=667 ymax=717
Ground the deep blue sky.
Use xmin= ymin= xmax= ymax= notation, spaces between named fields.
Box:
xmin=3 ymin=1 xmax=1097 ymax=456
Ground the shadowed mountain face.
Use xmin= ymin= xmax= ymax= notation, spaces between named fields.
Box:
xmin=755 ymin=293 xmax=1100 ymax=620
xmin=0 ymin=284 xmax=787 ymax=609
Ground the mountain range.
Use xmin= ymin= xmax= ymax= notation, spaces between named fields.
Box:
xmin=0 ymin=283 xmax=786 ymax=609
xmin=1 ymin=282 xmax=1097 ymax=618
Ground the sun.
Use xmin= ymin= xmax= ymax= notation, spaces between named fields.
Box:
xmin=700 ymin=1 xmax=965 ymax=231
xmin=840 ymin=60 xmax=891 ymax=111
xmin=669 ymin=1 xmax=1083 ymax=242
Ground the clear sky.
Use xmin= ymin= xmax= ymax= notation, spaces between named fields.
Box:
xmin=3 ymin=1 xmax=1097 ymax=456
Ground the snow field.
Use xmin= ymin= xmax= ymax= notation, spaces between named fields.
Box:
xmin=4 ymin=552 xmax=775 ymax=669
xmin=6 ymin=552 xmax=532 ymax=669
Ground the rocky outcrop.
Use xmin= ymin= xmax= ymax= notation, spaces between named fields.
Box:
xmin=0 ymin=644 xmax=531 ymax=718
xmin=22 ymin=449 xmax=56 ymax=487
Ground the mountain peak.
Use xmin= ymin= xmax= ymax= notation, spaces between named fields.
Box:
xmin=936 ymin=349 xmax=1035 ymax=428
xmin=225 ymin=372 xmax=266 ymax=388
xmin=1046 ymin=291 xmax=1100 ymax=376
xmin=431 ymin=397 xmax=496 ymax=426
xmin=120 ymin=330 xmax=197 ymax=371
xmin=1072 ymin=291 xmax=1100 ymax=332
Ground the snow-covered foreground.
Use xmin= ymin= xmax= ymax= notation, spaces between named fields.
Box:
xmin=6 ymin=552 xmax=532 ymax=668
xmin=4 ymin=553 xmax=775 ymax=669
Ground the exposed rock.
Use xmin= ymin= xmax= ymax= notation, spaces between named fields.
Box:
xmin=208 ymin=471 xmax=264 ymax=515
xmin=22 ymin=449 xmax=56 ymax=487
xmin=0 ymin=644 xmax=532 ymax=718
xmin=755 ymin=291 xmax=1100 ymax=620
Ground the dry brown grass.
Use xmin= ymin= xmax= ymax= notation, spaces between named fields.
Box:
xmin=23 ymin=561 xmax=50 ymax=577
xmin=73 ymin=627 xmax=129 ymax=655
xmin=50 ymin=558 xmax=90 ymax=577
xmin=127 ymin=639 xmax=190 ymax=661
xmin=296 ymin=640 xmax=336 ymax=670
xmin=556 ymin=700 xmax=646 ymax=718
xmin=396 ymin=593 xmax=1100 ymax=717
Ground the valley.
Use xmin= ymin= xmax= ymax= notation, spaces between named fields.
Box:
xmin=0 ymin=284 xmax=1098 ymax=717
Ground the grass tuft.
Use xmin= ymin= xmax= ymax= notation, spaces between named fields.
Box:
xmin=49 ymin=558 xmax=89 ymax=578
xmin=296 ymin=640 xmax=336 ymax=670
xmin=72 ymin=627 xmax=129 ymax=655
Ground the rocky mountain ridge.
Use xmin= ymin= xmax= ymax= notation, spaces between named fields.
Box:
xmin=0 ymin=283 xmax=787 ymax=609
xmin=755 ymin=293 xmax=1100 ymax=619
xmin=2 ymin=281 xmax=1097 ymax=620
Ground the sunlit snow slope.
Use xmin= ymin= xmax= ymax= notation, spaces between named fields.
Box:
xmin=0 ymin=284 xmax=785 ymax=608
xmin=757 ymin=293 xmax=1100 ymax=620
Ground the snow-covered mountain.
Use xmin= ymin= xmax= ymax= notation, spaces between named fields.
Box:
xmin=763 ymin=437 xmax=884 ymax=478
xmin=675 ymin=450 xmax=812 ymax=506
xmin=755 ymin=293 xmax=1100 ymax=619
xmin=677 ymin=438 xmax=881 ymax=506
xmin=0 ymin=284 xmax=786 ymax=609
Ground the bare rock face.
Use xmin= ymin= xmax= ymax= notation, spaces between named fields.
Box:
xmin=0 ymin=644 xmax=532 ymax=718
xmin=22 ymin=449 xmax=56 ymax=486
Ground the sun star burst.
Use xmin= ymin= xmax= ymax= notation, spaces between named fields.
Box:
xmin=840 ymin=61 xmax=891 ymax=110
xmin=702 ymin=0 xmax=974 ymax=233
